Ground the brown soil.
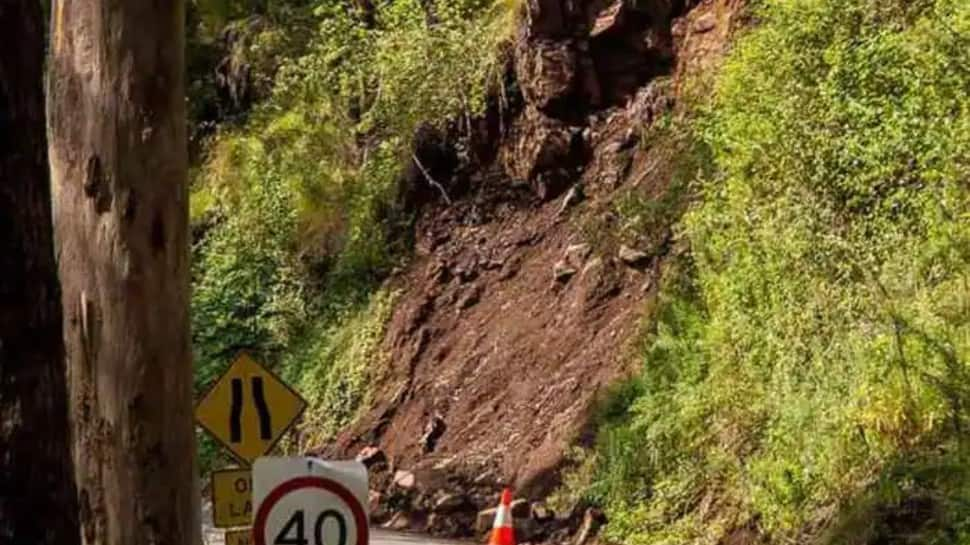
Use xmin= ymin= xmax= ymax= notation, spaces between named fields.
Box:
xmin=320 ymin=0 xmax=745 ymax=526
xmin=357 ymin=173 xmax=655 ymax=495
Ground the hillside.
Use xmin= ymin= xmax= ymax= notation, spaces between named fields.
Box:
xmin=188 ymin=0 xmax=970 ymax=544
xmin=321 ymin=0 xmax=740 ymax=522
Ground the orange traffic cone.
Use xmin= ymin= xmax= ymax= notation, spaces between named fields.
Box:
xmin=488 ymin=488 xmax=516 ymax=545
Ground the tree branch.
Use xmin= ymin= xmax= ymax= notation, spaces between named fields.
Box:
xmin=411 ymin=152 xmax=452 ymax=205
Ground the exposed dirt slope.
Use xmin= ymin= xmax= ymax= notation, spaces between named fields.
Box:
xmin=319 ymin=0 xmax=744 ymax=536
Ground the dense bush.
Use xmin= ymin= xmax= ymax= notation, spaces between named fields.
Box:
xmin=585 ymin=0 xmax=970 ymax=543
xmin=191 ymin=0 xmax=517 ymax=470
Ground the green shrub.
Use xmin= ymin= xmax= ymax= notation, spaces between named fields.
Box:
xmin=586 ymin=0 xmax=970 ymax=543
xmin=288 ymin=288 xmax=398 ymax=448
xmin=191 ymin=0 xmax=518 ymax=470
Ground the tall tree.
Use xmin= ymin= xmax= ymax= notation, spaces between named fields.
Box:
xmin=0 ymin=1 xmax=80 ymax=544
xmin=46 ymin=2 xmax=201 ymax=544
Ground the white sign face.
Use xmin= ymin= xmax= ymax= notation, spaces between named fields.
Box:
xmin=253 ymin=458 xmax=369 ymax=545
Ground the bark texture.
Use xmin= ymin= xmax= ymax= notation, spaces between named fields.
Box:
xmin=0 ymin=1 xmax=80 ymax=543
xmin=47 ymin=1 xmax=201 ymax=544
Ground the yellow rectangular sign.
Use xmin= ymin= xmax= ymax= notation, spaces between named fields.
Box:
xmin=226 ymin=529 xmax=252 ymax=545
xmin=195 ymin=352 xmax=307 ymax=465
xmin=212 ymin=468 xmax=253 ymax=528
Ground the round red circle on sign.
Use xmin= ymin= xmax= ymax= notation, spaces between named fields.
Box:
xmin=253 ymin=476 xmax=369 ymax=545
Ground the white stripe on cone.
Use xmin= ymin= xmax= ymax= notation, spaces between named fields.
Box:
xmin=493 ymin=504 xmax=511 ymax=529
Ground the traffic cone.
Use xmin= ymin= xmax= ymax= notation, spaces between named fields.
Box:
xmin=488 ymin=488 xmax=516 ymax=545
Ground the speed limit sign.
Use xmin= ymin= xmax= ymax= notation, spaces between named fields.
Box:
xmin=253 ymin=458 xmax=369 ymax=545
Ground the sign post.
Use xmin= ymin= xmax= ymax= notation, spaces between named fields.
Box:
xmin=253 ymin=458 xmax=369 ymax=545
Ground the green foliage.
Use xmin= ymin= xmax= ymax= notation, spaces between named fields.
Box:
xmin=191 ymin=0 xmax=517 ymax=470
xmin=194 ymin=0 xmax=515 ymax=283
xmin=576 ymin=100 xmax=710 ymax=257
xmin=584 ymin=0 xmax=970 ymax=543
xmin=192 ymin=138 xmax=305 ymax=390
xmin=287 ymin=288 xmax=397 ymax=448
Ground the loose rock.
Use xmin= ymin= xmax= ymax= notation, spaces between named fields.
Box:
xmin=553 ymin=260 xmax=577 ymax=282
xmin=393 ymin=469 xmax=416 ymax=490
xmin=433 ymin=493 xmax=468 ymax=513
xmin=531 ymin=502 xmax=554 ymax=522
xmin=420 ymin=414 xmax=447 ymax=453
xmin=457 ymin=285 xmax=482 ymax=310
xmin=564 ymin=243 xmax=591 ymax=267
xmin=426 ymin=260 xmax=449 ymax=283
xmin=693 ymin=13 xmax=717 ymax=33
xmin=641 ymin=276 xmax=654 ymax=293
xmin=384 ymin=511 xmax=412 ymax=531
xmin=618 ymin=244 xmax=649 ymax=266
xmin=590 ymin=0 xmax=625 ymax=37
xmin=510 ymin=498 xmax=531 ymax=518
xmin=356 ymin=446 xmax=386 ymax=468
xmin=369 ymin=489 xmax=390 ymax=523
xmin=557 ymin=185 xmax=586 ymax=216
xmin=581 ymin=257 xmax=603 ymax=278
xmin=476 ymin=507 xmax=498 ymax=534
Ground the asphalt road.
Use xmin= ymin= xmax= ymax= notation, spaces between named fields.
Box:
xmin=202 ymin=504 xmax=469 ymax=545
xmin=203 ymin=527 xmax=469 ymax=545
xmin=370 ymin=529 xmax=472 ymax=545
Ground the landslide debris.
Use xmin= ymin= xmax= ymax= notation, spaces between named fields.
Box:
xmin=313 ymin=0 xmax=743 ymax=537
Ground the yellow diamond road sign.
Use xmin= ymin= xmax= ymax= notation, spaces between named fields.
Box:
xmin=196 ymin=353 xmax=307 ymax=465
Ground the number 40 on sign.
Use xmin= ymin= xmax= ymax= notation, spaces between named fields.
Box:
xmin=253 ymin=458 xmax=369 ymax=545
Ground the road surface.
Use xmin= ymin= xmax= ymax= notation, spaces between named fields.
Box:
xmin=203 ymin=498 xmax=471 ymax=545
xmin=203 ymin=527 xmax=470 ymax=545
xmin=202 ymin=503 xmax=469 ymax=545
xmin=370 ymin=529 xmax=473 ymax=545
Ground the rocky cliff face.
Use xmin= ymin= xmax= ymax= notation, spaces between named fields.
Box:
xmin=318 ymin=0 xmax=743 ymax=538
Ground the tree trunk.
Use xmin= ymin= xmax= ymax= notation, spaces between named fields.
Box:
xmin=0 ymin=1 xmax=80 ymax=544
xmin=46 ymin=2 xmax=202 ymax=544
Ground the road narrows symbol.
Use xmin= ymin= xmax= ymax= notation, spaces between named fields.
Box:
xmin=252 ymin=377 xmax=272 ymax=440
xmin=230 ymin=378 xmax=244 ymax=443
xmin=229 ymin=377 xmax=275 ymax=444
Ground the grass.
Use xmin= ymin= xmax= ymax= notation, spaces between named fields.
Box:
xmin=570 ymin=0 xmax=970 ymax=543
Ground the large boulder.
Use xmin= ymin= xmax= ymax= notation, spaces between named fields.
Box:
xmin=501 ymin=107 xmax=581 ymax=200
xmin=515 ymin=39 xmax=578 ymax=114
